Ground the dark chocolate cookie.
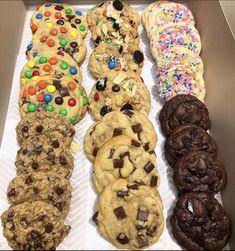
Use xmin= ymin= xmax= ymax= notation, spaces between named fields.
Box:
xmin=165 ymin=124 xmax=217 ymax=167
xmin=173 ymin=150 xmax=226 ymax=193
xmin=159 ymin=94 xmax=210 ymax=136
xmin=170 ymin=192 xmax=231 ymax=250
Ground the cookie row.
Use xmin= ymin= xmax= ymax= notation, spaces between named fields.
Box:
xmin=84 ymin=110 xmax=164 ymax=249
xmin=142 ymin=1 xmax=205 ymax=102
xmin=159 ymin=94 xmax=231 ymax=250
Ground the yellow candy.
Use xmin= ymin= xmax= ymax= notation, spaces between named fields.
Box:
xmin=27 ymin=60 xmax=35 ymax=68
xmin=46 ymin=22 xmax=53 ymax=28
xmin=32 ymin=76 xmax=39 ymax=81
xmin=20 ymin=78 xmax=26 ymax=85
xmin=70 ymin=31 xmax=78 ymax=38
xmin=47 ymin=85 xmax=56 ymax=93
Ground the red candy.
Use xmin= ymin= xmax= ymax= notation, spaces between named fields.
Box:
xmin=68 ymin=98 xmax=76 ymax=106
xmin=50 ymin=29 xmax=57 ymax=36
xmin=43 ymin=64 xmax=52 ymax=72
xmin=55 ymin=12 xmax=62 ymax=19
xmin=47 ymin=39 xmax=55 ymax=47
xmin=40 ymin=35 xmax=47 ymax=42
xmin=44 ymin=11 xmax=51 ymax=17
xmin=57 ymin=50 xmax=64 ymax=56
xmin=28 ymin=86 xmax=36 ymax=95
xmin=32 ymin=70 xmax=40 ymax=76
xmin=60 ymin=27 xmax=68 ymax=33
xmin=49 ymin=57 xmax=57 ymax=65
xmin=31 ymin=24 xmax=38 ymax=32
xmin=94 ymin=93 xmax=99 ymax=101
xmin=37 ymin=93 xmax=44 ymax=102
xmin=68 ymin=81 xmax=76 ymax=91
xmin=37 ymin=80 xmax=47 ymax=89
xmin=22 ymin=89 xmax=28 ymax=98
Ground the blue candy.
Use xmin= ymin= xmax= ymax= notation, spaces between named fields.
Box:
xmin=33 ymin=51 xmax=38 ymax=58
xmin=108 ymin=59 xmax=116 ymax=69
xmin=45 ymin=3 xmax=52 ymax=7
xmin=36 ymin=13 xmax=43 ymax=19
xmin=76 ymin=10 xmax=82 ymax=16
xmin=70 ymin=67 xmax=78 ymax=75
xmin=27 ymin=43 xmax=33 ymax=51
xmin=44 ymin=94 xmax=52 ymax=103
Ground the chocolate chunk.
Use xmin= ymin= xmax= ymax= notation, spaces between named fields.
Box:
xmin=8 ymin=188 xmax=16 ymax=197
xmin=37 ymin=215 xmax=45 ymax=221
xmin=96 ymin=78 xmax=107 ymax=91
xmin=66 ymin=14 xmax=75 ymax=20
xmin=136 ymin=235 xmax=149 ymax=248
xmin=117 ymin=190 xmax=129 ymax=197
xmin=93 ymin=147 xmax=99 ymax=157
xmin=113 ymin=0 xmax=123 ymax=11
xmin=150 ymin=176 xmax=158 ymax=187
xmin=137 ymin=208 xmax=148 ymax=221
xmin=131 ymin=140 xmax=141 ymax=147
xmin=100 ymin=106 xmax=112 ymax=116
xmin=56 ymin=19 xmax=65 ymax=25
xmin=55 ymin=202 xmax=63 ymax=211
xmin=52 ymin=139 xmax=60 ymax=148
xmin=113 ymin=159 xmax=124 ymax=169
xmin=70 ymin=42 xmax=78 ymax=48
xmin=55 ymin=5 xmax=64 ymax=10
xmin=34 ymin=145 xmax=43 ymax=153
xmin=23 ymin=244 xmax=32 ymax=250
xmin=59 ymin=156 xmax=67 ymax=165
xmin=116 ymin=233 xmax=129 ymax=245
xmin=28 ymin=230 xmax=42 ymax=244
xmin=8 ymin=212 xmax=14 ymax=219
xmin=22 ymin=126 xmax=29 ymax=133
xmin=113 ymin=22 xmax=120 ymax=31
xmin=123 ymin=110 xmax=134 ymax=118
xmin=108 ymin=149 xmax=115 ymax=159
xmin=147 ymin=223 xmax=157 ymax=237
xmin=35 ymin=125 xmax=43 ymax=133
xmin=113 ymin=128 xmax=122 ymax=137
xmin=143 ymin=143 xmax=149 ymax=151
xmin=120 ymin=103 xmax=133 ymax=111
xmin=53 ymin=80 xmax=62 ymax=90
xmin=112 ymin=84 xmax=120 ymax=92
xmin=33 ymin=187 xmax=40 ymax=194
xmin=59 ymin=87 xmax=69 ymax=97
xmin=119 ymin=152 xmax=130 ymax=158
xmin=128 ymin=181 xmax=144 ymax=190
xmin=119 ymin=45 xmax=123 ymax=54
xmin=45 ymin=223 xmax=53 ymax=233
xmin=25 ymin=175 xmax=33 ymax=184
xmin=20 ymin=217 xmax=29 ymax=228
xmin=92 ymin=211 xmax=99 ymax=225
xmin=114 ymin=206 xmax=127 ymax=220
xmin=56 ymin=187 xmax=64 ymax=195
xmin=144 ymin=161 xmax=155 ymax=173
xmin=133 ymin=50 xmax=144 ymax=64
xmin=95 ymin=36 xmax=101 ymax=45
xmin=132 ymin=123 xmax=142 ymax=133
xmin=31 ymin=161 xmax=39 ymax=170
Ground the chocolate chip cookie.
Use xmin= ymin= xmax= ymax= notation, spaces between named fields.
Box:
xmin=165 ymin=124 xmax=217 ymax=167
xmin=93 ymin=179 xmax=164 ymax=249
xmin=7 ymin=172 xmax=72 ymax=217
xmin=170 ymin=192 xmax=231 ymax=250
xmin=16 ymin=112 xmax=75 ymax=147
xmin=93 ymin=135 xmax=159 ymax=193
xmin=89 ymin=70 xmax=151 ymax=121
xmin=1 ymin=201 xmax=71 ymax=250
xmin=159 ymin=94 xmax=210 ymax=136
xmin=85 ymin=110 xmax=157 ymax=162
xmin=15 ymin=135 xmax=74 ymax=179
xmin=173 ymin=150 xmax=226 ymax=194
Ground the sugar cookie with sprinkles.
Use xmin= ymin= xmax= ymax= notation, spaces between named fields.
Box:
xmin=156 ymin=65 xmax=205 ymax=102
xmin=20 ymin=50 xmax=82 ymax=86
xmin=27 ymin=23 xmax=87 ymax=66
xmin=150 ymin=23 xmax=201 ymax=59
xmin=19 ymin=76 xmax=88 ymax=124
xmin=30 ymin=2 xmax=87 ymax=38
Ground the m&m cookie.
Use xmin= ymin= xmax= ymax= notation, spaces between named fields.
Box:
xmin=19 ymin=76 xmax=88 ymax=124
xmin=20 ymin=51 xmax=82 ymax=86
xmin=30 ymin=2 xmax=87 ymax=38
xmin=27 ymin=23 xmax=87 ymax=66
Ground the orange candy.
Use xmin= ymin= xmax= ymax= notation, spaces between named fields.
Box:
xmin=55 ymin=12 xmax=62 ymax=19
xmin=43 ymin=64 xmax=52 ymax=72
xmin=68 ymin=81 xmax=76 ymax=90
xmin=49 ymin=29 xmax=57 ymax=36
xmin=60 ymin=27 xmax=68 ymax=33
xmin=31 ymin=24 xmax=38 ymax=32
xmin=37 ymin=80 xmax=47 ymax=89
xmin=37 ymin=93 xmax=44 ymax=102
xmin=44 ymin=11 xmax=51 ymax=17
xmin=28 ymin=86 xmax=36 ymax=95
xmin=22 ymin=89 xmax=28 ymax=98
xmin=47 ymin=39 xmax=55 ymax=47
xmin=49 ymin=57 xmax=57 ymax=65
xmin=40 ymin=35 xmax=47 ymax=42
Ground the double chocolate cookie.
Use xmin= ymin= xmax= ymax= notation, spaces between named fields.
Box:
xmin=165 ymin=124 xmax=217 ymax=167
xmin=159 ymin=94 xmax=210 ymax=136
xmin=174 ymin=150 xmax=226 ymax=194
xmin=170 ymin=192 xmax=231 ymax=250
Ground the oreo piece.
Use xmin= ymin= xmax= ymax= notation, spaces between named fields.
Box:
xmin=113 ymin=0 xmax=124 ymax=11
xmin=100 ymin=106 xmax=112 ymax=117
xmin=133 ymin=50 xmax=144 ymax=64
xmin=96 ymin=78 xmax=107 ymax=91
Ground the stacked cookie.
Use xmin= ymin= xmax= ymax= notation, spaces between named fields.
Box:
xmin=142 ymin=1 xmax=205 ymax=102
xmin=159 ymin=94 xmax=231 ymax=250
xmin=87 ymin=0 xmax=150 ymax=120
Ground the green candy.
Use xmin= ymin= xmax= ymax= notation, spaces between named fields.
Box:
xmin=70 ymin=116 xmax=78 ymax=124
xmin=25 ymin=70 xmax=32 ymax=79
xmin=96 ymin=19 xmax=99 ymax=26
xmin=106 ymin=38 xmax=112 ymax=43
xmin=39 ymin=56 xmax=47 ymax=64
xmin=46 ymin=105 xmax=54 ymax=112
xmin=78 ymin=87 xmax=83 ymax=96
xmin=60 ymin=62 xmax=68 ymax=70
xmin=59 ymin=108 xmax=67 ymax=116
xmin=65 ymin=8 xmax=72 ymax=14
xmin=83 ymin=97 xmax=88 ymax=105
xmin=60 ymin=38 xmax=67 ymax=46
xmin=79 ymin=25 xmax=86 ymax=31
xmin=27 ymin=103 xmax=36 ymax=112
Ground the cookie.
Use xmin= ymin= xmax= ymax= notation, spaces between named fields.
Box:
xmin=156 ymin=64 xmax=205 ymax=102
xmin=93 ymin=179 xmax=164 ymax=249
xmin=87 ymin=0 xmax=140 ymax=31
xmin=89 ymin=70 xmax=151 ymax=121
xmin=30 ymin=2 xmax=87 ymax=38
xmin=19 ymin=76 xmax=88 ymax=124
xmin=165 ymin=123 xmax=217 ymax=167
xmin=92 ymin=18 xmax=139 ymax=47
xmin=20 ymin=50 xmax=83 ymax=87
xmin=93 ymin=135 xmax=159 ymax=193
xmin=170 ymin=192 xmax=231 ymax=250
xmin=7 ymin=172 xmax=72 ymax=217
xmin=173 ymin=150 xmax=226 ymax=194
xmin=1 ymin=201 xmax=71 ymax=250
xmin=16 ymin=112 xmax=75 ymax=147
xmin=146 ymin=2 xmax=195 ymax=38
xmin=159 ymin=94 xmax=210 ymax=136
xmin=141 ymin=2 xmax=156 ymax=30
xmin=85 ymin=110 xmax=157 ymax=162
xmin=15 ymin=135 xmax=74 ymax=179
xmin=88 ymin=42 xmax=144 ymax=78
xmin=150 ymin=23 xmax=201 ymax=59
xmin=27 ymin=22 xmax=87 ymax=66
